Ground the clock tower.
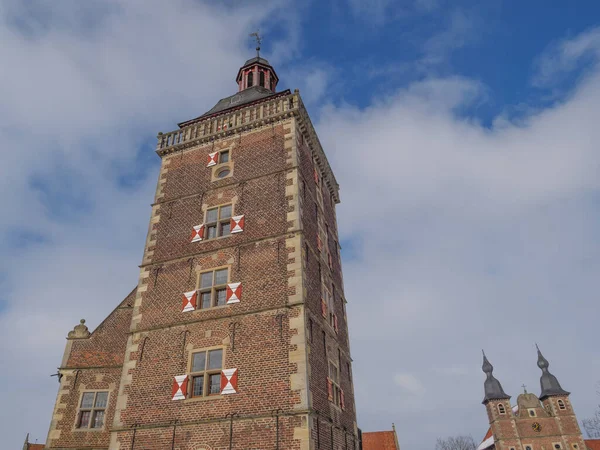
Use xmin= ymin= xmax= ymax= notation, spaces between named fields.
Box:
xmin=43 ymin=52 xmax=358 ymax=449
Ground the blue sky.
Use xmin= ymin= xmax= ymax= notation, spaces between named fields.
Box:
xmin=1 ymin=1 xmax=600 ymax=449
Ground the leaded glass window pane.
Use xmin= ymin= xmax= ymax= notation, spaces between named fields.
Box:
xmin=220 ymin=222 xmax=231 ymax=236
xmin=207 ymin=225 xmax=217 ymax=239
xmin=208 ymin=349 xmax=223 ymax=370
xmin=92 ymin=411 xmax=105 ymax=428
xmin=192 ymin=375 xmax=204 ymax=397
xmin=79 ymin=411 xmax=91 ymax=428
xmin=220 ymin=205 xmax=232 ymax=219
xmin=206 ymin=208 xmax=218 ymax=223
xmin=209 ymin=373 xmax=221 ymax=394
xmin=214 ymin=269 xmax=228 ymax=285
xmin=200 ymin=272 xmax=213 ymax=288
xmin=192 ymin=352 xmax=206 ymax=372
xmin=81 ymin=392 xmax=94 ymax=408
xmin=201 ymin=292 xmax=211 ymax=309
xmin=216 ymin=288 xmax=227 ymax=306
xmin=95 ymin=392 xmax=108 ymax=408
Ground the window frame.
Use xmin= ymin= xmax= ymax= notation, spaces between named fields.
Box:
xmin=197 ymin=266 xmax=230 ymax=310
xmin=498 ymin=404 xmax=506 ymax=415
xmin=188 ymin=347 xmax=224 ymax=399
xmin=558 ymin=399 xmax=566 ymax=410
xmin=75 ymin=390 xmax=109 ymax=431
xmin=322 ymin=280 xmax=335 ymax=329
xmin=204 ymin=204 xmax=233 ymax=240
xmin=328 ymin=359 xmax=342 ymax=408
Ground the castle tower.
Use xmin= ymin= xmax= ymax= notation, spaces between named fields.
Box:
xmin=44 ymin=53 xmax=358 ymax=449
xmin=479 ymin=349 xmax=587 ymax=450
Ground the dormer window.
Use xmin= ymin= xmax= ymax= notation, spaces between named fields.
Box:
xmin=498 ymin=404 xmax=506 ymax=414
xmin=558 ymin=400 xmax=566 ymax=410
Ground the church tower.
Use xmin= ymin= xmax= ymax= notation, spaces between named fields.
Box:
xmin=479 ymin=349 xmax=587 ymax=450
xmin=44 ymin=49 xmax=358 ymax=449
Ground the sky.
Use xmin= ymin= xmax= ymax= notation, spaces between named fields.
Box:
xmin=1 ymin=0 xmax=600 ymax=448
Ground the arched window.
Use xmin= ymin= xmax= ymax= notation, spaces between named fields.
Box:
xmin=259 ymin=71 xmax=265 ymax=87
xmin=558 ymin=400 xmax=566 ymax=410
xmin=247 ymin=71 xmax=253 ymax=88
xmin=498 ymin=404 xmax=506 ymax=414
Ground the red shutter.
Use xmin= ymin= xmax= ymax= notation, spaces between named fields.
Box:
xmin=221 ymin=368 xmax=238 ymax=394
xmin=172 ymin=375 xmax=188 ymax=400
xmin=333 ymin=314 xmax=339 ymax=333
xmin=181 ymin=291 xmax=197 ymax=312
xmin=314 ymin=167 xmax=319 ymax=184
xmin=321 ymin=299 xmax=327 ymax=318
xmin=230 ymin=215 xmax=245 ymax=233
xmin=226 ymin=282 xmax=242 ymax=304
xmin=191 ymin=224 xmax=204 ymax=243
xmin=340 ymin=389 xmax=345 ymax=410
xmin=207 ymin=152 xmax=218 ymax=167
xmin=327 ymin=377 xmax=334 ymax=402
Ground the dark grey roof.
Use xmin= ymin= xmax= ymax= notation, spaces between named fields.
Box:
xmin=186 ymin=86 xmax=276 ymax=123
xmin=537 ymin=345 xmax=570 ymax=399
xmin=243 ymin=56 xmax=271 ymax=67
xmin=482 ymin=351 xmax=511 ymax=403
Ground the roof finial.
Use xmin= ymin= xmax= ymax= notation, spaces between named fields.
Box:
xmin=250 ymin=31 xmax=262 ymax=58
xmin=481 ymin=350 xmax=510 ymax=404
xmin=536 ymin=344 xmax=570 ymax=399
xmin=522 ymin=384 xmax=528 ymax=394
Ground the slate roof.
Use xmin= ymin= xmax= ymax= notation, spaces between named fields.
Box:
xmin=362 ymin=431 xmax=400 ymax=450
xmin=199 ymin=86 xmax=276 ymax=118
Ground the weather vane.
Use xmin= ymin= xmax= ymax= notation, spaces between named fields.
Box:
xmin=250 ymin=31 xmax=262 ymax=57
xmin=522 ymin=384 xmax=528 ymax=394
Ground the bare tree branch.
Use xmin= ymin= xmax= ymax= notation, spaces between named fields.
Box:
xmin=436 ymin=435 xmax=478 ymax=450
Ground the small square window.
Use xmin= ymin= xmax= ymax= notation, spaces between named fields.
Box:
xmin=76 ymin=391 xmax=109 ymax=429
xmin=197 ymin=268 xmax=229 ymax=310
xmin=205 ymin=205 xmax=233 ymax=240
xmin=189 ymin=348 xmax=223 ymax=398
xmin=220 ymin=150 xmax=229 ymax=164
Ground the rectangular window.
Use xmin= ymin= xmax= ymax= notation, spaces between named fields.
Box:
xmin=329 ymin=360 xmax=342 ymax=408
xmin=190 ymin=348 xmax=223 ymax=398
xmin=323 ymin=283 xmax=335 ymax=328
xmin=219 ymin=150 xmax=229 ymax=164
xmin=77 ymin=391 xmax=108 ymax=429
xmin=205 ymin=205 xmax=232 ymax=240
xmin=198 ymin=268 xmax=229 ymax=309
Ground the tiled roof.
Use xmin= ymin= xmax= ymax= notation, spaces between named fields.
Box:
xmin=362 ymin=431 xmax=399 ymax=450
xmin=586 ymin=439 xmax=600 ymax=450
xmin=28 ymin=444 xmax=45 ymax=450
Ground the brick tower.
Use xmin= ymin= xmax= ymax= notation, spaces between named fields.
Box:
xmin=44 ymin=53 xmax=358 ymax=449
xmin=479 ymin=349 xmax=587 ymax=450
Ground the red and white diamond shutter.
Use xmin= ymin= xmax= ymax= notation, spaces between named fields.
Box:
xmin=207 ymin=152 xmax=218 ymax=167
xmin=181 ymin=291 xmax=197 ymax=312
xmin=226 ymin=282 xmax=242 ymax=304
xmin=321 ymin=299 xmax=327 ymax=318
xmin=220 ymin=368 xmax=238 ymax=395
xmin=172 ymin=375 xmax=188 ymax=400
xmin=230 ymin=215 xmax=245 ymax=233
xmin=191 ymin=224 xmax=204 ymax=243
xmin=327 ymin=377 xmax=334 ymax=402
xmin=340 ymin=389 xmax=345 ymax=410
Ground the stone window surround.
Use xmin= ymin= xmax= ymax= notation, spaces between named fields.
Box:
xmin=195 ymin=265 xmax=231 ymax=311
xmin=185 ymin=345 xmax=226 ymax=402
xmin=210 ymin=147 xmax=234 ymax=182
xmin=72 ymin=389 xmax=110 ymax=432
xmin=203 ymin=203 xmax=234 ymax=240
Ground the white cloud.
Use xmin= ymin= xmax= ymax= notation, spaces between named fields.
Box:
xmin=394 ymin=373 xmax=426 ymax=394
xmin=318 ymin=27 xmax=600 ymax=449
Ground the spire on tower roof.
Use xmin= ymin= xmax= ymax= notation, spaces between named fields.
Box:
xmin=536 ymin=344 xmax=569 ymax=399
xmin=482 ymin=350 xmax=511 ymax=404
